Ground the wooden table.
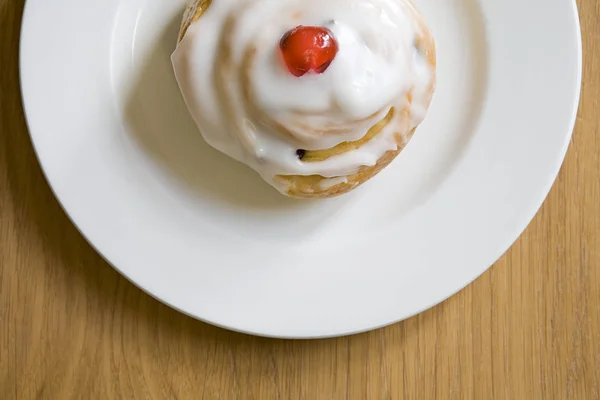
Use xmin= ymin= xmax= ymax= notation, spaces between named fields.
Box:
xmin=1 ymin=0 xmax=599 ymax=398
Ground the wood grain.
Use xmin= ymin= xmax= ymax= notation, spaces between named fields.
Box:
xmin=1 ymin=0 xmax=599 ymax=398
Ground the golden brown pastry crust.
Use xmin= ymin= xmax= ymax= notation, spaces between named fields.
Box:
xmin=177 ymin=0 xmax=436 ymax=199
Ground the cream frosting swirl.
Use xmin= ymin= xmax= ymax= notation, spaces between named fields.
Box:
xmin=172 ymin=0 xmax=434 ymax=192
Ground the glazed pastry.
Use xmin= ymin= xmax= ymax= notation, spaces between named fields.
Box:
xmin=172 ymin=0 xmax=436 ymax=198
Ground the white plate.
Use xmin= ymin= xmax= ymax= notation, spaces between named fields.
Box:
xmin=20 ymin=0 xmax=581 ymax=338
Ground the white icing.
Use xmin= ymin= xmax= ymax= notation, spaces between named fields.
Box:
xmin=172 ymin=0 xmax=434 ymax=194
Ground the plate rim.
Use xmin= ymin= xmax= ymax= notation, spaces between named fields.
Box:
xmin=18 ymin=0 xmax=583 ymax=338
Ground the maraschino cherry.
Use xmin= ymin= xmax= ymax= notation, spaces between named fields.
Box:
xmin=279 ymin=26 xmax=338 ymax=77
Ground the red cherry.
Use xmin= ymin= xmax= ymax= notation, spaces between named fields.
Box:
xmin=279 ymin=26 xmax=339 ymax=77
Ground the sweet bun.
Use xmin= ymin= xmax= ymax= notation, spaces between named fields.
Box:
xmin=173 ymin=0 xmax=436 ymax=198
